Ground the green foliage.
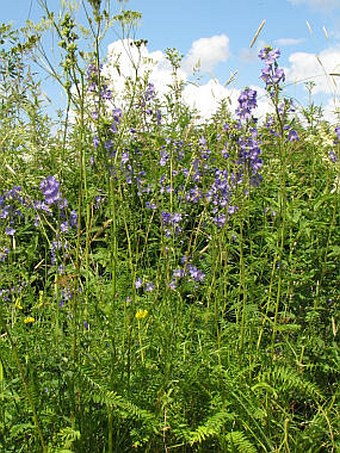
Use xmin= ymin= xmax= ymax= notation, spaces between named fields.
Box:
xmin=0 ymin=1 xmax=339 ymax=452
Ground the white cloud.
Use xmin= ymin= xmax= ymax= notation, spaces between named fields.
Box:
xmin=102 ymin=38 xmax=275 ymax=123
xmin=104 ymin=39 xmax=184 ymax=89
xmin=323 ymin=96 xmax=340 ymax=123
xmin=183 ymin=81 xmax=274 ymax=122
xmin=288 ymin=0 xmax=340 ymax=12
xmin=182 ymin=35 xmax=231 ymax=74
xmin=183 ymin=79 xmax=239 ymax=120
xmin=274 ymin=38 xmax=305 ymax=46
xmin=286 ymin=47 xmax=340 ymax=95
xmin=103 ymin=39 xmax=188 ymax=101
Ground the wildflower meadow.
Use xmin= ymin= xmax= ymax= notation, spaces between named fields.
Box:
xmin=0 ymin=1 xmax=339 ymax=451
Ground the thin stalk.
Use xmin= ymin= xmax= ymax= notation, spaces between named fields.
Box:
xmin=0 ymin=313 xmax=46 ymax=451
xmin=271 ymin=134 xmax=287 ymax=351
xmin=238 ymin=217 xmax=247 ymax=352
xmin=238 ymin=173 xmax=250 ymax=353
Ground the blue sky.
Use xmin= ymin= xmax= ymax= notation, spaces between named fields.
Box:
xmin=1 ymin=0 xmax=339 ymax=121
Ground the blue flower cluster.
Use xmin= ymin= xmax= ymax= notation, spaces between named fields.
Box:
xmin=80 ymin=46 xmax=310 ymax=299
xmin=236 ymin=87 xmax=257 ymax=120
xmin=0 ymin=186 xmax=25 ymax=239
xmin=169 ymin=258 xmax=206 ymax=290
xmin=0 ymin=177 xmax=77 ymax=265
xmin=259 ymin=47 xmax=285 ymax=95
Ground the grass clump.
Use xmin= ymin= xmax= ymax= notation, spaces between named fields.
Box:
xmin=0 ymin=2 xmax=339 ymax=452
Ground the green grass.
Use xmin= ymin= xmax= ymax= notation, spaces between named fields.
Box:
xmin=0 ymin=2 xmax=339 ymax=452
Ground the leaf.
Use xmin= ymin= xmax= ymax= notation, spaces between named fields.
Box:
xmin=327 ymin=246 xmax=340 ymax=258
xmin=225 ymin=431 xmax=257 ymax=453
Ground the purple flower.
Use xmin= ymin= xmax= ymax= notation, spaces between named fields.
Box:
xmin=259 ymin=47 xmax=280 ymax=64
xmin=187 ymin=264 xmax=205 ymax=283
xmin=236 ymin=87 xmax=257 ymax=120
xmin=145 ymin=83 xmax=156 ymax=101
xmin=112 ymin=108 xmax=122 ymax=122
xmin=40 ymin=176 xmax=61 ymax=206
xmin=69 ymin=210 xmax=78 ymax=227
xmin=88 ymin=82 xmax=97 ymax=92
xmin=110 ymin=122 xmax=118 ymax=133
xmin=173 ymin=268 xmax=185 ymax=279
xmin=172 ymin=213 xmax=182 ymax=223
xmin=145 ymin=282 xmax=155 ymax=292
xmin=104 ymin=139 xmax=113 ymax=150
xmin=213 ymin=214 xmax=226 ymax=228
xmin=181 ymin=255 xmax=188 ymax=264
xmin=272 ymin=67 xmax=285 ymax=84
xmin=59 ymin=198 xmax=68 ymax=210
xmin=60 ymin=222 xmax=69 ymax=233
xmin=51 ymin=240 xmax=61 ymax=265
xmin=159 ymin=149 xmax=169 ymax=167
xmin=185 ymin=186 xmax=202 ymax=204
xmin=59 ymin=287 xmax=72 ymax=307
xmin=260 ymin=65 xmax=271 ymax=87
xmin=161 ymin=211 xmax=172 ymax=225
xmin=169 ymin=280 xmax=177 ymax=290
xmin=34 ymin=200 xmax=51 ymax=213
xmin=93 ymin=136 xmax=100 ymax=148
xmin=237 ymin=133 xmax=263 ymax=179
xmin=0 ymin=205 xmax=10 ymax=219
xmin=121 ymin=152 xmax=129 ymax=164
xmin=227 ymin=205 xmax=238 ymax=215
xmin=146 ymin=201 xmax=157 ymax=210
xmin=100 ymin=85 xmax=112 ymax=100
xmin=135 ymin=278 xmax=143 ymax=289
xmin=156 ymin=109 xmax=162 ymax=125
xmin=94 ymin=196 xmax=103 ymax=209
xmin=161 ymin=211 xmax=182 ymax=230
xmin=329 ymin=150 xmax=338 ymax=163
xmin=259 ymin=46 xmax=285 ymax=92
xmin=87 ymin=63 xmax=100 ymax=79
xmin=288 ymin=129 xmax=299 ymax=142
xmin=206 ymin=169 xmax=231 ymax=209
xmin=199 ymin=136 xmax=207 ymax=146
xmin=222 ymin=147 xmax=229 ymax=159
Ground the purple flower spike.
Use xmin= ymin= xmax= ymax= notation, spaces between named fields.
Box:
xmin=288 ymin=129 xmax=299 ymax=142
xmin=145 ymin=83 xmax=156 ymax=101
xmin=5 ymin=227 xmax=15 ymax=236
xmin=236 ymin=87 xmax=257 ymax=120
xmin=93 ymin=136 xmax=100 ymax=148
xmin=69 ymin=210 xmax=78 ymax=228
xmin=259 ymin=47 xmax=280 ymax=64
xmin=40 ymin=176 xmax=61 ymax=205
xmin=329 ymin=150 xmax=338 ymax=163
xmin=187 ymin=264 xmax=205 ymax=283
xmin=145 ymin=282 xmax=155 ymax=292
xmin=259 ymin=46 xmax=285 ymax=93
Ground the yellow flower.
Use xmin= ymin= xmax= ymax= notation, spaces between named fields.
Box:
xmin=24 ymin=317 xmax=35 ymax=324
xmin=14 ymin=299 xmax=23 ymax=310
xmin=135 ymin=309 xmax=148 ymax=320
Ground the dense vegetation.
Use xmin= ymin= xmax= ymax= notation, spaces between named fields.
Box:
xmin=0 ymin=1 xmax=339 ymax=451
